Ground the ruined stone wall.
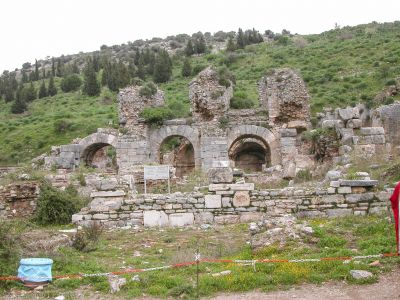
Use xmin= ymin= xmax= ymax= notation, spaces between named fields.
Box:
xmin=259 ymin=68 xmax=311 ymax=126
xmin=118 ymin=85 xmax=165 ymax=136
xmin=371 ymin=102 xmax=400 ymax=147
xmin=0 ymin=182 xmax=39 ymax=219
xmin=73 ymin=180 xmax=389 ymax=228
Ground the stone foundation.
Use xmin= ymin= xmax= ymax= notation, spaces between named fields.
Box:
xmin=73 ymin=180 xmax=390 ymax=228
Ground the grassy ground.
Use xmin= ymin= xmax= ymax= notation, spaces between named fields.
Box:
xmin=1 ymin=21 xmax=400 ymax=165
xmin=1 ymin=215 xmax=399 ymax=299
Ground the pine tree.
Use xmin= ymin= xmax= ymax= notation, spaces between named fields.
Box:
xmin=153 ymin=49 xmax=172 ymax=83
xmin=23 ymin=82 xmax=37 ymax=102
xmin=42 ymin=67 xmax=46 ymax=79
xmin=56 ymin=58 xmax=64 ymax=77
xmin=181 ymin=58 xmax=192 ymax=77
xmin=137 ymin=56 xmax=146 ymax=80
xmin=237 ymin=28 xmax=245 ymax=49
xmin=38 ymin=80 xmax=47 ymax=98
xmin=185 ymin=39 xmax=194 ymax=56
xmin=226 ymin=37 xmax=236 ymax=52
xmin=11 ymin=97 xmax=27 ymax=114
xmin=48 ymin=76 xmax=57 ymax=96
xmin=194 ymin=34 xmax=206 ymax=54
xmin=34 ymin=59 xmax=39 ymax=81
xmin=83 ymin=60 xmax=100 ymax=96
xmin=51 ymin=57 xmax=56 ymax=77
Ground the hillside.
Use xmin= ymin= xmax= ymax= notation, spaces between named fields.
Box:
xmin=1 ymin=21 xmax=400 ymax=166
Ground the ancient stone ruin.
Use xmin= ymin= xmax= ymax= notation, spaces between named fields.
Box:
xmin=25 ymin=66 xmax=399 ymax=227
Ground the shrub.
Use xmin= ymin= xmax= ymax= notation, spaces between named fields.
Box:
xmin=140 ymin=106 xmax=174 ymax=126
xmin=192 ymin=64 xmax=207 ymax=75
xmin=61 ymin=74 xmax=82 ymax=92
xmin=54 ymin=119 xmax=73 ymax=133
xmin=230 ymin=97 xmax=254 ymax=109
xmin=35 ymin=184 xmax=87 ymax=225
xmin=139 ymin=82 xmax=157 ymax=97
xmin=72 ymin=222 xmax=103 ymax=252
xmin=218 ymin=66 xmax=236 ymax=87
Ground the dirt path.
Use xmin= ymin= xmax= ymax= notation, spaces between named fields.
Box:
xmin=4 ymin=268 xmax=400 ymax=299
xmin=211 ymin=268 xmax=400 ymax=300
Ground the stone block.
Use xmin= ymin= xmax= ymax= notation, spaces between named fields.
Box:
xmin=360 ymin=127 xmax=385 ymax=136
xmin=280 ymin=128 xmax=297 ymax=137
xmin=222 ymin=197 xmax=231 ymax=207
xmin=169 ymin=213 xmax=194 ymax=227
xmin=321 ymin=194 xmax=345 ymax=204
xmin=338 ymin=107 xmax=358 ymax=121
xmin=239 ymin=212 xmax=263 ymax=223
xmin=208 ymin=184 xmax=229 ymax=191
xmin=90 ymin=190 xmax=125 ymax=198
xmin=195 ymin=212 xmax=214 ymax=224
xmin=214 ymin=215 xmax=239 ymax=224
xmin=322 ymin=119 xmax=344 ymax=129
xmin=351 ymin=187 xmax=367 ymax=193
xmin=369 ymin=206 xmax=386 ymax=215
xmin=330 ymin=181 xmax=341 ymax=188
xmin=228 ymin=183 xmax=255 ymax=191
xmin=207 ymin=167 xmax=233 ymax=183
xmin=339 ymin=180 xmax=378 ymax=187
xmin=72 ymin=214 xmax=83 ymax=222
xmin=233 ymin=191 xmax=250 ymax=207
xmin=212 ymin=161 xmax=230 ymax=168
xmin=326 ymin=170 xmax=342 ymax=180
xmin=338 ymin=186 xmax=352 ymax=194
xmin=205 ymin=195 xmax=222 ymax=208
xmin=99 ymin=178 xmax=118 ymax=191
xmin=143 ymin=210 xmax=168 ymax=227
xmin=327 ymin=187 xmax=336 ymax=194
xmin=92 ymin=213 xmax=109 ymax=220
xmin=326 ymin=209 xmax=352 ymax=217
xmin=345 ymin=192 xmax=374 ymax=203
xmin=346 ymin=119 xmax=362 ymax=129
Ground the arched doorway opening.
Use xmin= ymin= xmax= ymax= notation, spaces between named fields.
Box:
xmin=159 ymin=136 xmax=195 ymax=177
xmin=229 ymin=135 xmax=271 ymax=172
xmin=81 ymin=143 xmax=117 ymax=171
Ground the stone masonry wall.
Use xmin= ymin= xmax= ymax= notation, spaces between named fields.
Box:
xmin=72 ymin=180 xmax=390 ymax=228
xmin=0 ymin=182 xmax=39 ymax=219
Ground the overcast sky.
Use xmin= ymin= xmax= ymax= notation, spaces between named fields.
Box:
xmin=1 ymin=0 xmax=399 ymax=73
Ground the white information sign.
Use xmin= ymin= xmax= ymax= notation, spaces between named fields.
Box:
xmin=143 ymin=165 xmax=170 ymax=194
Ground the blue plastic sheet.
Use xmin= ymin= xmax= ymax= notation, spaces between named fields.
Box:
xmin=17 ymin=258 xmax=53 ymax=282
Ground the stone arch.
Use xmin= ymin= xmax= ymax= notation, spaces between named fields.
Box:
xmin=228 ymin=125 xmax=280 ymax=167
xmin=79 ymin=132 xmax=118 ymax=168
xmin=149 ymin=125 xmax=200 ymax=168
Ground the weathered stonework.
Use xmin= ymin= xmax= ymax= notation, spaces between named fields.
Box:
xmin=0 ymin=182 xmax=39 ymax=218
xmin=72 ymin=178 xmax=391 ymax=228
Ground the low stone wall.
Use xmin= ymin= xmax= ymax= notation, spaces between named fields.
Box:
xmin=0 ymin=182 xmax=39 ymax=218
xmin=72 ymin=181 xmax=391 ymax=228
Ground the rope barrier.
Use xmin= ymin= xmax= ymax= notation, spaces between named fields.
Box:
xmin=1 ymin=252 xmax=399 ymax=282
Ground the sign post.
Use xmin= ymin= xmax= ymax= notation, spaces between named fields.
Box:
xmin=143 ymin=165 xmax=170 ymax=195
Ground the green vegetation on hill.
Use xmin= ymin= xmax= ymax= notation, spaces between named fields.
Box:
xmin=1 ymin=21 xmax=400 ymax=165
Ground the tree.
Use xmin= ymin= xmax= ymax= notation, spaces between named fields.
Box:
xmin=185 ymin=39 xmax=194 ymax=56
xmin=48 ymin=76 xmax=57 ymax=96
xmin=61 ymin=74 xmax=82 ymax=92
xmin=56 ymin=58 xmax=64 ymax=77
xmin=137 ymin=55 xmax=146 ymax=80
xmin=51 ymin=57 xmax=56 ymax=77
xmin=23 ymin=82 xmax=37 ymax=102
xmin=153 ymin=49 xmax=172 ymax=83
xmin=83 ymin=60 xmax=100 ymax=96
xmin=237 ymin=28 xmax=245 ymax=49
xmin=181 ymin=58 xmax=192 ymax=77
xmin=38 ymin=80 xmax=47 ymax=98
xmin=194 ymin=34 xmax=206 ymax=54
xmin=34 ymin=59 xmax=39 ymax=81
xmin=11 ymin=97 xmax=27 ymax=114
xmin=226 ymin=37 xmax=236 ymax=52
